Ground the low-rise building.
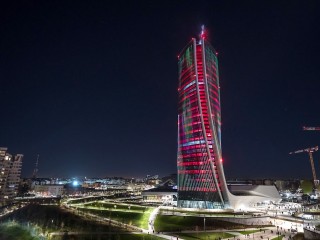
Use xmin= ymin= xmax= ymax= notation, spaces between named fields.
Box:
xmin=33 ymin=184 xmax=64 ymax=197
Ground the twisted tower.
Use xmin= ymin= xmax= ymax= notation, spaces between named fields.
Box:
xmin=177 ymin=27 xmax=229 ymax=209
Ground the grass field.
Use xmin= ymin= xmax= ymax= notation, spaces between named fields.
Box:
xmin=2 ymin=204 xmax=125 ymax=234
xmin=271 ymin=236 xmax=284 ymax=240
xmin=237 ymin=229 xmax=261 ymax=235
xmin=0 ymin=222 xmax=38 ymax=240
xmin=73 ymin=201 xmax=154 ymax=230
xmin=52 ymin=233 xmax=166 ymax=240
xmin=83 ymin=201 xmax=150 ymax=212
xmin=80 ymin=207 xmax=152 ymax=229
xmin=154 ymin=215 xmax=249 ymax=232
xmin=174 ymin=232 xmax=234 ymax=240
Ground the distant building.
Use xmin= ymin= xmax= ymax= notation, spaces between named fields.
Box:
xmin=145 ymin=175 xmax=160 ymax=185
xmin=34 ymin=184 xmax=64 ymax=197
xmin=142 ymin=180 xmax=177 ymax=204
xmin=0 ymin=147 xmax=23 ymax=206
xmin=275 ymin=179 xmax=300 ymax=192
xmin=161 ymin=174 xmax=177 ymax=186
xmin=30 ymin=178 xmax=52 ymax=190
xmin=64 ymin=183 xmax=85 ymax=196
xmin=142 ymin=188 xmax=177 ymax=204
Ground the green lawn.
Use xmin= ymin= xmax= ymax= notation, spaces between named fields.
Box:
xmin=74 ymin=201 xmax=154 ymax=230
xmin=154 ymin=215 xmax=247 ymax=232
xmin=109 ymin=234 xmax=165 ymax=240
xmin=2 ymin=204 xmax=125 ymax=233
xmin=80 ymin=207 xmax=152 ymax=229
xmin=237 ymin=229 xmax=261 ymax=235
xmin=52 ymin=233 xmax=166 ymax=240
xmin=175 ymin=232 xmax=234 ymax=240
xmin=0 ymin=222 xmax=38 ymax=240
xmin=83 ymin=201 xmax=150 ymax=212
xmin=271 ymin=236 xmax=284 ymax=240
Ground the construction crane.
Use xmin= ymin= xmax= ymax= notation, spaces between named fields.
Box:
xmin=32 ymin=154 xmax=39 ymax=179
xmin=289 ymin=146 xmax=319 ymax=187
xmin=303 ymin=126 xmax=320 ymax=131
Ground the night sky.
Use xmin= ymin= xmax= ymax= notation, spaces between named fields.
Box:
xmin=1 ymin=1 xmax=319 ymax=179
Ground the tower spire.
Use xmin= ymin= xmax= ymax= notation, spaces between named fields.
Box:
xmin=199 ymin=25 xmax=207 ymax=43
xmin=201 ymin=25 xmax=205 ymax=37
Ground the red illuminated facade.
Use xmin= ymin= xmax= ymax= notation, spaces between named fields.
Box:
xmin=177 ymin=27 xmax=229 ymax=209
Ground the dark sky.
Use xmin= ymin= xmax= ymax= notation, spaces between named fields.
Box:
xmin=0 ymin=1 xmax=319 ymax=179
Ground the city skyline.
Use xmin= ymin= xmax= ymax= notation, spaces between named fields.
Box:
xmin=0 ymin=1 xmax=320 ymax=179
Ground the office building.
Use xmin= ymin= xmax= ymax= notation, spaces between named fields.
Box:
xmin=0 ymin=147 xmax=23 ymax=205
xmin=177 ymin=27 xmax=229 ymax=208
xmin=177 ymin=27 xmax=280 ymax=209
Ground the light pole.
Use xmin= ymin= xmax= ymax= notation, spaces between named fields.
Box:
xmin=204 ymin=217 xmax=206 ymax=232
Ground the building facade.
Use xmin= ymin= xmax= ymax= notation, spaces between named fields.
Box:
xmin=0 ymin=147 xmax=23 ymax=205
xmin=177 ymin=28 xmax=281 ymax=209
xmin=177 ymin=27 xmax=229 ymax=209
xmin=34 ymin=184 xmax=64 ymax=197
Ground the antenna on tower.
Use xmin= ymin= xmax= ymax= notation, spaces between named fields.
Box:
xmin=199 ymin=25 xmax=206 ymax=44
xmin=32 ymin=154 xmax=39 ymax=179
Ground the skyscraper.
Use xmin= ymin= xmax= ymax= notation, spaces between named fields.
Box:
xmin=177 ymin=27 xmax=229 ymax=209
xmin=177 ymin=27 xmax=282 ymax=209
xmin=0 ymin=147 xmax=23 ymax=206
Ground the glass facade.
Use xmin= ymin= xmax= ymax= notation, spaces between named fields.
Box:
xmin=177 ymin=35 xmax=229 ymax=209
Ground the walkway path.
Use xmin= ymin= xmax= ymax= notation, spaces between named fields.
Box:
xmin=148 ymin=206 xmax=160 ymax=233
xmin=50 ymin=227 xmax=299 ymax=240
xmin=160 ymin=226 xmax=299 ymax=239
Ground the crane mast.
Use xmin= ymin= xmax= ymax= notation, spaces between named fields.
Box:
xmin=303 ymin=126 xmax=320 ymax=131
xmin=32 ymin=154 xmax=39 ymax=179
xmin=289 ymin=146 xmax=319 ymax=187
